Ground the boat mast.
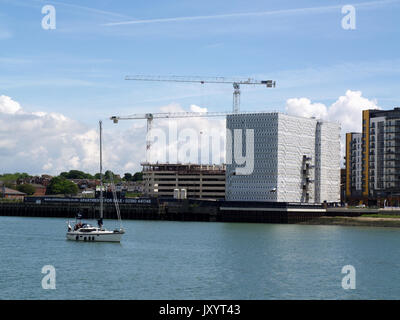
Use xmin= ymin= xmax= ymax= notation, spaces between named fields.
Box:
xmin=99 ymin=120 xmax=103 ymax=220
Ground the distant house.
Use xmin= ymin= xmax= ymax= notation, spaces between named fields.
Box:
xmin=31 ymin=184 xmax=47 ymax=196
xmin=0 ymin=187 xmax=26 ymax=200
xmin=81 ymin=189 xmax=95 ymax=198
xmin=70 ymin=179 xmax=99 ymax=189
xmin=126 ymin=181 xmax=145 ymax=193
xmin=17 ymin=175 xmax=52 ymax=187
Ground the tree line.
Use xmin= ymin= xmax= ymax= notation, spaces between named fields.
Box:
xmin=59 ymin=170 xmax=142 ymax=182
xmin=0 ymin=170 xmax=143 ymax=196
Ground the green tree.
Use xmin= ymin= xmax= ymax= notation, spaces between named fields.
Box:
xmin=59 ymin=172 xmax=69 ymax=178
xmin=132 ymin=172 xmax=143 ymax=181
xmin=47 ymin=177 xmax=78 ymax=195
xmin=123 ymin=173 xmax=133 ymax=181
xmin=4 ymin=182 xmax=16 ymax=189
xmin=0 ymin=172 xmax=31 ymax=183
xmin=16 ymin=184 xmax=36 ymax=195
xmin=19 ymin=173 xmax=30 ymax=179
xmin=94 ymin=172 xmax=122 ymax=182
xmin=104 ymin=170 xmax=119 ymax=182
xmin=60 ymin=170 xmax=94 ymax=179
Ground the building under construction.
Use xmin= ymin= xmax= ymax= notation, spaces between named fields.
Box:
xmin=142 ymin=163 xmax=225 ymax=199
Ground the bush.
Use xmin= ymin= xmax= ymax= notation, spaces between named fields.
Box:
xmin=47 ymin=177 xmax=78 ymax=195
xmin=16 ymin=184 xmax=36 ymax=195
xmin=60 ymin=170 xmax=94 ymax=179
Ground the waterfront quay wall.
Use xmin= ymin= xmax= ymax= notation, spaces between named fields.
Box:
xmin=0 ymin=197 xmax=328 ymax=223
xmin=0 ymin=198 xmax=161 ymax=220
xmin=217 ymin=201 xmax=325 ymax=223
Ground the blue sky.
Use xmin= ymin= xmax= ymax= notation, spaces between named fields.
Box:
xmin=0 ymin=0 xmax=400 ymax=174
xmin=1 ymin=0 xmax=400 ymax=118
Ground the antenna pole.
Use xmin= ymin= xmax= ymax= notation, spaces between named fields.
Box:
xmin=146 ymin=115 xmax=153 ymax=164
xmin=99 ymin=120 xmax=103 ymax=220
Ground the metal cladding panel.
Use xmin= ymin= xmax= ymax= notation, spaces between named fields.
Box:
xmin=276 ymin=114 xmax=317 ymax=202
xmin=316 ymin=121 xmax=341 ymax=203
xmin=226 ymin=113 xmax=341 ymax=203
xmin=226 ymin=113 xmax=279 ymax=201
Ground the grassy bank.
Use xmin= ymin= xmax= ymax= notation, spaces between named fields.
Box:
xmin=361 ymin=214 xmax=400 ymax=218
xmin=300 ymin=216 xmax=400 ymax=228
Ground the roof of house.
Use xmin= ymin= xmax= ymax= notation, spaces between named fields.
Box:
xmin=1 ymin=187 xmax=26 ymax=195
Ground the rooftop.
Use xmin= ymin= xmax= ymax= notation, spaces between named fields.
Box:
xmin=1 ymin=187 xmax=26 ymax=195
xmin=142 ymin=163 xmax=226 ymax=173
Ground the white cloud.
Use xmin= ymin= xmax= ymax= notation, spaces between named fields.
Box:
xmin=0 ymin=96 xmax=225 ymax=175
xmin=328 ymin=90 xmax=379 ymax=133
xmin=286 ymin=89 xmax=380 ymax=133
xmin=3 ymin=91 xmax=375 ymax=175
xmin=286 ymin=90 xmax=381 ymax=162
xmin=0 ymin=95 xmax=22 ymax=114
xmin=286 ymin=97 xmax=328 ymax=120
xmin=0 ymin=95 xmax=136 ymax=175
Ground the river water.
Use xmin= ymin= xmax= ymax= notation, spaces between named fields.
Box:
xmin=0 ymin=216 xmax=399 ymax=299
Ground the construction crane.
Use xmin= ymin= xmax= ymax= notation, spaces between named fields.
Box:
xmin=111 ymin=111 xmax=232 ymax=163
xmin=124 ymin=75 xmax=276 ymax=113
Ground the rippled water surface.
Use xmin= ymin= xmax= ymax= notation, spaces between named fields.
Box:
xmin=0 ymin=216 xmax=399 ymax=299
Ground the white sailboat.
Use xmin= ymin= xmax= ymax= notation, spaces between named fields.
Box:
xmin=66 ymin=120 xmax=125 ymax=242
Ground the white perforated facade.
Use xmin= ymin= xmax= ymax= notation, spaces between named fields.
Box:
xmin=315 ymin=121 xmax=341 ymax=203
xmin=226 ymin=113 xmax=340 ymax=203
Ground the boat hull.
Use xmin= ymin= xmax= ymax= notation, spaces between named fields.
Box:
xmin=66 ymin=231 xmax=123 ymax=242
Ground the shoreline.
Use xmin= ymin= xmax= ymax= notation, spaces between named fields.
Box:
xmin=3 ymin=199 xmax=400 ymax=227
xmin=299 ymin=216 xmax=400 ymax=228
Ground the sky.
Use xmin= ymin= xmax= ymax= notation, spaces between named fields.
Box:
xmin=0 ymin=0 xmax=399 ymax=175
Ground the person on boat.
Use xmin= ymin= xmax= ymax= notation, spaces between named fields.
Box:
xmin=74 ymin=211 xmax=83 ymax=230
xmin=97 ymin=218 xmax=103 ymax=229
xmin=74 ymin=222 xmax=82 ymax=231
